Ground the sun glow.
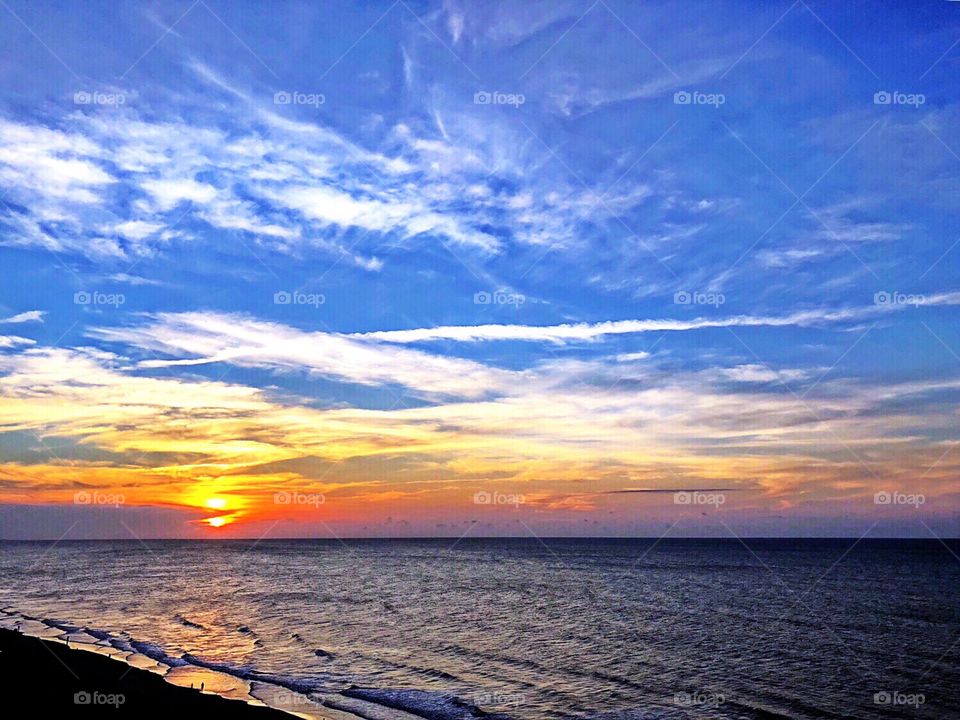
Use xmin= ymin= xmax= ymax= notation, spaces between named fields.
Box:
xmin=205 ymin=497 xmax=227 ymax=510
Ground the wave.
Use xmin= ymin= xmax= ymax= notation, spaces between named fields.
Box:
xmin=173 ymin=613 xmax=205 ymax=630
xmin=343 ymin=688 xmax=513 ymax=720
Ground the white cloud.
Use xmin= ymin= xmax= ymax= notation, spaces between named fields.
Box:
xmin=88 ymin=312 xmax=521 ymax=399
xmin=719 ymin=364 xmax=809 ymax=383
xmin=0 ymin=56 xmax=675 ymax=268
xmin=106 ymin=273 xmax=164 ymax=286
xmin=349 ymin=308 xmax=867 ymax=345
xmin=615 ymin=351 xmax=651 ymax=362
xmin=107 ymin=220 xmax=164 ymax=241
xmin=351 ymin=296 xmax=960 ymax=345
xmin=140 ymin=178 xmax=218 ymax=211
xmin=0 ymin=120 xmax=113 ymax=204
xmin=0 ymin=311 xmax=44 ymax=324
xmin=756 ymin=248 xmax=823 ymax=268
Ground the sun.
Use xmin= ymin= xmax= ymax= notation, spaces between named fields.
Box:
xmin=197 ymin=496 xmax=241 ymax=529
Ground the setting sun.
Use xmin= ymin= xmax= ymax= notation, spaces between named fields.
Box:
xmin=205 ymin=497 xmax=227 ymax=510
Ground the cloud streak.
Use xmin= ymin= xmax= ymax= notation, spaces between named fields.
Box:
xmin=88 ymin=312 xmax=522 ymax=399
xmin=348 ymin=306 xmax=904 ymax=344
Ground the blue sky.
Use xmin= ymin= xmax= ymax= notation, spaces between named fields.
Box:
xmin=1 ymin=0 xmax=959 ymax=538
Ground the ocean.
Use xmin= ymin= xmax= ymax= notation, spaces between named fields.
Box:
xmin=1 ymin=538 xmax=957 ymax=719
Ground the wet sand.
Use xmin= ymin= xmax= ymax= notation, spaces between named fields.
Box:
xmin=0 ymin=627 xmax=295 ymax=718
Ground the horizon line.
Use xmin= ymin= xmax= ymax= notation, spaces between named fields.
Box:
xmin=2 ymin=535 xmax=958 ymax=542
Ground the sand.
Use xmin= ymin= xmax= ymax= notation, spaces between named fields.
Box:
xmin=0 ymin=627 xmax=296 ymax=718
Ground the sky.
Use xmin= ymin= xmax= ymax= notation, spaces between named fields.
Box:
xmin=0 ymin=0 xmax=959 ymax=539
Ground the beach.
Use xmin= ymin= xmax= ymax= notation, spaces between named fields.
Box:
xmin=0 ymin=627 xmax=310 ymax=718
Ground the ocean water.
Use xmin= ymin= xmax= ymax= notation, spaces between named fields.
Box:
xmin=0 ymin=538 xmax=957 ymax=719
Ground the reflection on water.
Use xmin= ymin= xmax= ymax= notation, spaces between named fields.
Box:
xmin=1 ymin=538 xmax=958 ymax=719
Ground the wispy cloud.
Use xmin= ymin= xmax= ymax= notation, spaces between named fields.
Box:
xmin=88 ymin=312 xmax=522 ymax=399
xmin=350 ymin=307 xmax=875 ymax=344
xmin=0 ymin=311 xmax=44 ymax=324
